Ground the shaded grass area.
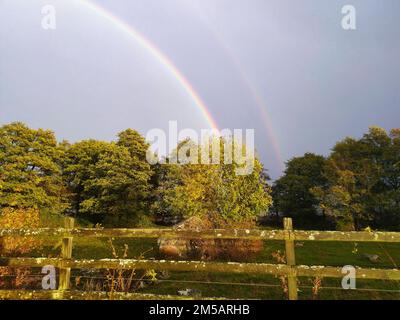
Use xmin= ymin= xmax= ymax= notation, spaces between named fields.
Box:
xmin=10 ymin=236 xmax=398 ymax=300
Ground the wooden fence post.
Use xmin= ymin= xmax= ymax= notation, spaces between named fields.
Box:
xmin=59 ymin=217 xmax=74 ymax=291
xmin=284 ymin=217 xmax=298 ymax=300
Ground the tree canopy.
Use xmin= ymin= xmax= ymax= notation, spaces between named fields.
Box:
xmin=62 ymin=133 xmax=152 ymax=226
xmin=273 ymin=126 xmax=399 ymax=231
xmin=272 ymin=153 xmax=329 ymax=228
xmin=152 ymin=138 xmax=272 ymax=228
xmin=0 ymin=122 xmax=68 ymax=213
xmin=311 ymin=127 xmax=400 ymax=231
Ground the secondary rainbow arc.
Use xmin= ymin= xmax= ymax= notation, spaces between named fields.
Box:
xmin=187 ymin=4 xmax=284 ymax=171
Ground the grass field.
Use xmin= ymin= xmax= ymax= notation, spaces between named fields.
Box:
xmin=16 ymin=232 xmax=399 ymax=300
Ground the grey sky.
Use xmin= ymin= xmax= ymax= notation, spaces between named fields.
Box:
xmin=1 ymin=0 xmax=399 ymax=179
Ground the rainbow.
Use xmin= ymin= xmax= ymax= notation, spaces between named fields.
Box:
xmin=77 ymin=0 xmax=219 ymax=131
xmin=188 ymin=5 xmax=284 ymax=171
xmin=76 ymin=0 xmax=285 ymax=173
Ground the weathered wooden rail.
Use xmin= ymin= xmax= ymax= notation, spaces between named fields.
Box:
xmin=0 ymin=217 xmax=399 ymax=300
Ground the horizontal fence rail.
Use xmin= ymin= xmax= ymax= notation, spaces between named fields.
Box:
xmin=0 ymin=217 xmax=399 ymax=300
xmin=1 ymin=257 xmax=399 ymax=280
xmin=1 ymin=227 xmax=399 ymax=242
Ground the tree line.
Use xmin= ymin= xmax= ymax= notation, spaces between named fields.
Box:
xmin=0 ymin=122 xmax=271 ymax=229
xmin=0 ymin=122 xmax=398 ymax=231
xmin=272 ymin=127 xmax=400 ymax=231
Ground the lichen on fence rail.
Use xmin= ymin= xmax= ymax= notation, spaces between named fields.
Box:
xmin=1 ymin=227 xmax=399 ymax=242
xmin=1 ymin=257 xmax=399 ymax=280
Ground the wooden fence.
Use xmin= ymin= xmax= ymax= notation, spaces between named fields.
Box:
xmin=0 ymin=217 xmax=399 ymax=300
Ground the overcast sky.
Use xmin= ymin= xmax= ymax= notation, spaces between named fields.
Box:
xmin=1 ymin=0 xmax=399 ymax=178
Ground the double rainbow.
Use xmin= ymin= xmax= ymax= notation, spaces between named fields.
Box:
xmin=77 ymin=0 xmax=283 ymax=171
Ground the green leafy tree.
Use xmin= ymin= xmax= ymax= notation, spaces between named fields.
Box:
xmin=63 ymin=137 xmax=152 ymax=226
xmin=153 ymin=138 xmax=272 ymax=228
xmin=0 ymin=122 xmax=68 ymax=213
xmin=117 ymin=128 xmax=150 ymax=163
xmin=312 ymin=127 xmax=400 ymax=231
xmin=272 ymin=153 xmax=329 ymax=228
xmin=381 ymin=129 xmax=400 ymax=229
